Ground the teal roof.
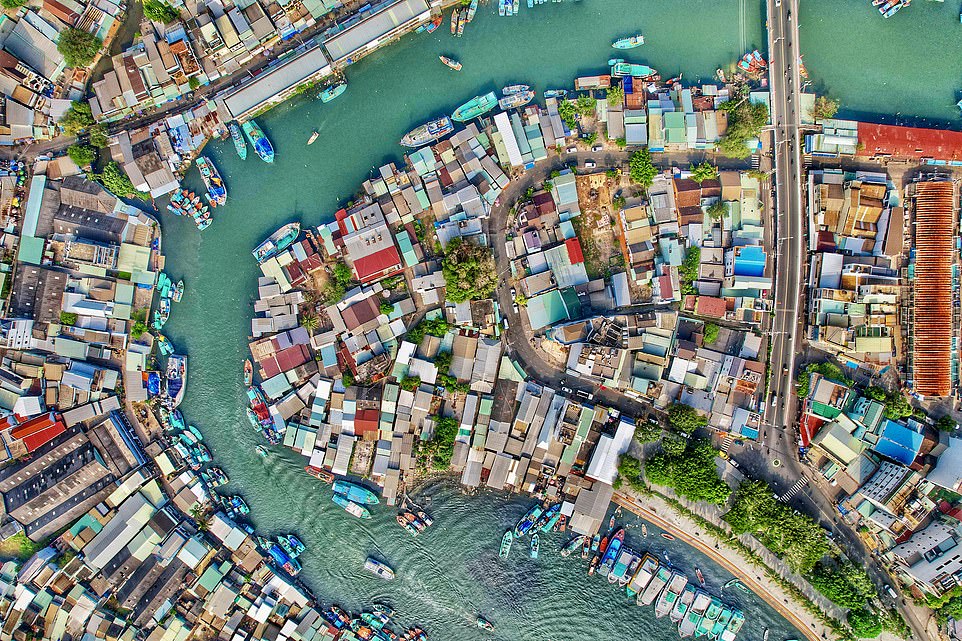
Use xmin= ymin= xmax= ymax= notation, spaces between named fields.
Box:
xmin=22 ymin=175 xmax=45 ymax=237
xmin=17 ymin=235 xmax=44 ymax=265
xmin=396 ymin=229 xmax=418 ymax=268
xmin=527 ymin=290 xmax=569 ymax=330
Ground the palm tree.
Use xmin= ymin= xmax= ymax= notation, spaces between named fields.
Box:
xmin=190 ymin=503 xmax=210 ymax=531
xmin=301 ymin=313 xmax=319 ymax=332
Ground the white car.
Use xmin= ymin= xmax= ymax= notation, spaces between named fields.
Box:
xmin=502 ymin=318 xmax=509 ymax=330
xmin=566 ymin=145 xmax=578 ymax=153
xmin=591 ymin=144 xmax=603 ymax=152
xmin=584 ymin=160 xmax=596 ymax=169
xmin=512 ymin=302 xmax=519 ymax=313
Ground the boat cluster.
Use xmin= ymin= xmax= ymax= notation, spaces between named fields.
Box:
xmin=565 ymin=524 xmax=747 ymax=640
xmin=449 ymin=0 xmax=478 ymax=36
xmin=167 ymin=188 xmax=213 ymax=230
xmin=499 ymin=502 xmax=566 ymax=561
xmin=395 ymin=500 xmax=435 ymax=536
xmin=330 ymin=480 xmax=380 ymax=519
xmin=323 ymin=604 xmax=428 ymax=641
xmin=873 ymin=0 xmax=910 ymax=18
xmin=152 ymin=272 xmax=183 ymax=331
xmin=256 ymin=533 xmax=306 ymax=577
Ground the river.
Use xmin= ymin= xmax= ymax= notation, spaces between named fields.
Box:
xmin=152 ymin=0 xmax=920 ymax=638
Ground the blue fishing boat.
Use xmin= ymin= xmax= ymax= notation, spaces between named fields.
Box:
xmin=320 ymin=82 xmax=347 ymax=103
xmin=514 ymin=503 xmax=544 ymax=537
xmin=332 ymin=480 xmax=380 ymax=505
xmin=598 ymin=528 xmax=624 ymax=578
xmin=229 ymin=123 xmax=247 ymax=160
xmin=242 ymin=120 xmax=274 ymax=163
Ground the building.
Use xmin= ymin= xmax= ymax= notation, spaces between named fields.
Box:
xmin=322 ymin=0 xmax=430 ymax=66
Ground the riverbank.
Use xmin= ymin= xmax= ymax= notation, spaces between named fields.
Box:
xmin=612 ymin=491 xmax=832 ymax=641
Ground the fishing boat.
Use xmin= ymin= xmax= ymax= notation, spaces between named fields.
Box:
xmin=244 ymin=359 xmax=253 ymax=386
xmin=679 ymin=591 xmax=711 ymax=638
xmin=619 ymin=552 xmax=643 ymax=588
xmin=397 ymin=515 xmax=420 ymax=536
xmin=514 ymin=503 xmax=544 ymax=537
xmin=611 ymin=62 xmax=656 ymax=78
xmin=156 ymin=334 xmax=174 ymax=356
xmin=401 ymin=512 xmax=425 ymax=532
xmin=363 ymin=557 xmax=395 ymax=580
xmin=612 ymin=34 xmax=645 ymax=49
xmin=655 ymin=571 xmax=689 ymax=618
xmin=400 ymin=116 xmax=454 ymax=147
xmin=165 ymin=355 xmax=187 ymax=408
xmin=256 ymin=444 xmax=269 ymax=457
xmin=626 ymin=553 xmax=659 ymax=597
xmin=498 ymin=90 xmax=535 ymax=110
xmin=305 ymin=465 xmax=334 ymax=483
xmin=252 ymin=222 xmax=301 ymax=263
xmin=499 ymin=530 xmax=512 ymax=559
xmin=502 ymin=84 xmax=530 ymax=95
xmin=709 ymin=607 xmax=734 ymax=640
xmin=416 ymin=510 xmax=433 ymax=527
xmin=242 ymin=120 xmax=275 ymax=163
xmin=307 ymin=131 xmax=319 ymax=145
xmin=588 ymin=555 xmax=599 ymax=575
xmin=608 ymin=549 xmax=633 ymax=585
xmin=278 ymin=534 xmax=306 ymax=558
xmin=590 ymin=534 xmax=600 ymax=552
xmin=320 ymin=82 xmax=347 ymax=103
xmin=639 ymin=566 xmax=672 ymax=606
xmin=762 ymin=628 xmax=770 ymax=641
xmin=671 ymin=584 xmax=697 ymax=624
xmin=333 ymin=480 xmax=380 ymax=505
xmin=332 ymin=494 xmax=372 ymax=519
xmin=424 ymin=15 xmax=443 ymax=32
xmin=201 ymin=467 xmax=229 ymax=488
xmin=229 ymin=123 xmax=248 ymax=160
xmin=451 ymin=92 xmax=498 ymax=121
xmin=661 ymin=532 xmax=676 ymax=541
xmin=158 ymin=297 xmax=170 ymax=326
xmin=196 ymin=156 xmax=226 ymax=206
xmin=224 ymin=495 xmax=250 ymax=515
xmin=641 ymin=523 xmax=648 ymax=537
xmin=476 ymin=616 xmax=494 ymax=631
xmin=598 ymin=528 xmax=624 ymax=578
xmin=439 ymin=55 xmax=462 ymax=71
xmin=533 ymin=503 xmax=560 ymax=531
xmin=543 ymin=89 xmax=568 ymax=99
xmin=560 ymin=535 xmax=585 ymax=557
xmin=465 ymin=0 xmax=479 ymax=21
xmin=696 ymin=567 xmax=706 ymax=586
xmin=722 ymin=610 xmax=745 ymax=641
xmin=695 ymin=598 xmax=724 ymax=638
xmin=171 ymin=279 xmax=184 ymax=303
xmin=450 ymin=6 xmax=460 ymax=33
xmin=259 ymin=537 xmax=301 ymax=576
xmin=529 ymin=534 xmax=539 ymax=559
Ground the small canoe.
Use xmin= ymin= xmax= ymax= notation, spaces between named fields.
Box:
xmin=244 ymin=359 xmax=253 ymax=386
xmin=661 ymin=532 xmax=676 ymax=541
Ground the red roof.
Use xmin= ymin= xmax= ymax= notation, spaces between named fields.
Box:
xmin=354 ymin=409 xmax=379 ymax=436
xmin=799 ymin=412 xmax=826 ymax=448
xmin=695 ymin=296 xmax=727 ymax=319
xmin=856 ymin=122 xmax=962 ymax=162
xmin=565 ymin=237 xmax=585 ymax=265
xmin=260 ymin=344 xmax=311 ymax=379
xmin=353 ymin=245 xmax=402 ymax=283
xmin=11 ymin=412 xmax=66 ymax=452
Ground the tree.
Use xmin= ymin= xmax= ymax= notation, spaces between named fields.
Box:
xmin=628 ymin=148 xmax=657 ymax=188
xmin=558 ymin=100 xmax=577 ymax=130
xmin=60 ymin=101 xmax=95 ymax=135
xmin=689 ymin=161 xmax=718 ymax=183
xmin=0 ymin=0 xmax=27 ymax=8
xmin=634 ymin=419 xmax=662 ymax=443
xmin=806 ymin=562 xmax=874 ymax=608
xmin=615 ymin=454 xmax=645 ymax=492
xmin=143 ymin=0 xmax=180 ymax=23
xmin=718 ymin=99 xmax=769 ymax=159
xmin=189 ymin=504 xmax=210 ymax=531
xmin=644 ymin=440 xmax=731 ymax=504
xmin=881 ymin=391 xmax=912 ymax=421
xmin=936 ymin=415 xmax=957 ymax=432
xmin=679 ymin=246 xmax=701 ymax=296
xmin=421 ymin=416 xmax=458 ymax=469
xmin=661 ymin=433 xmax=687 ymax=456
xmin=99 ymin=162 xmax=148 ymax=199
xmin=300 ymin=313 xmax=319 ymax=332
xmin=88 ymin=124 xmax=108 ymax=148
xmin=379 ymin=301 xmax=395 ymax=315
xmin=323 ymin=261 xmax=354 ymax=304
xmin=407 ymin=317 xmax=449 ymax=344
xmin=575 ymin=94 xmax=596 ymax=117
xmin=614 ymin=137 xmax=627 ymax=149
xmin=57 ymin=28 xmax=103 ymax=68
xmin=583 ymin=132 xmax=598 ymax=147
xmin=131 ymin=320 xmax=148 ymax=339
xmin=703 ymin=323 xmax=719 ymax=345
xmin=60 ymin=312 xmax=78 ymax=326
xmin=341 ymin=372 xmax=355 ymax=387
xmin=606 ymin=85 xmax=624 ymax=107
xmin=667 ymin=402 xmax=708 ymax=434
xmin=811 ymin=95 xmax=840 ymax=122
xmin=441 ymin=238 xmax=497 ymax=303
xmin=400 ymin=376 xmax=421 ymax=392
xmin=67 ymin=144 xmax=96 ymax=167
xmin=706 ymin=201 xmax=727 ymax=221
xmin=847 ymin=608 xmax=883 ymax=638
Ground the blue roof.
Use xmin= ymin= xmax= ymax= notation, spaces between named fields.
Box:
xmin=873 ymin=420 xmax=924 ymax=466
xmin=733 ymin=245 xmax=767 ymax=278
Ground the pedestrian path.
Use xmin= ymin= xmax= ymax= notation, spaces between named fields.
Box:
xmin=778 ymin=476 xmax=808 ymax=503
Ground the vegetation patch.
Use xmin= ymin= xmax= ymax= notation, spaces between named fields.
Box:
xmin=645 ymin=439 xmax=730 ymax=504
xmin=441 ymin=238 xmax=497 ymax=303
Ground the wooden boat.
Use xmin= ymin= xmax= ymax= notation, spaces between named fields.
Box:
xmin=661 ymin=532 xmax=676 ymax=541
xmin=244 ymin=359 xmax=253 ymax=386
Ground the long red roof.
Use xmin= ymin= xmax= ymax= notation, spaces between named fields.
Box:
xmin=353 ymin=245 xmax=402 ymax=283
xmin=856 ymin=122 xmax=962 ymax=161
xmin=11 ymin=412 xmax=66 ymax=452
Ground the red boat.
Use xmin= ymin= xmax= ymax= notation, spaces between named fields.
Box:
xmin=305 ymin=466 xmax=334 ymax=483
xmin=425 ymin=15 xmax=442 ymax=32
xmin=661 ymin=532 xmax=676 ymax=541
xmin=599 ymin=536 xmax=609 ymax=554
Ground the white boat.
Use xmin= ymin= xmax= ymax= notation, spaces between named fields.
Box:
xmin=307 ymin=131 xmax=319 ymax=145
xmin=363 ymin=557 xmax=395 ymax=580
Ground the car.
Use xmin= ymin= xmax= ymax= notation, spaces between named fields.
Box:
xmin=502 ymin=318 xmax=509 ymax=330
xmin=566 ymin=145 xmax=578 ymax=153
xmin=885 ymin=585 xmax=898 ymax=599
xmin=510 ymin=287 xmax=516 ymax=298
xmin=782 ymin=365 xmax=789 ymax=375
xmin=728 ymin=458 xmax=740 ymax=469
xmin=584 ymin=160 xmax=596 ymax=169
xmin=561 ymin=385 xmax=573 ymax=394
xmin=575 ymin=389 xmax=594 ymax=401
xmin=512 ymin=302 xmax=519 ymax=313
xmin=591 ymin=144 xmax=603 ymax=153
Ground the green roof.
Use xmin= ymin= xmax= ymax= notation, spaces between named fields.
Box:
xmin=17 ymin=235 xmax=45 ymax=265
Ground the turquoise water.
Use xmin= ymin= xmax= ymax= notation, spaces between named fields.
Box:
xmin=800 ymin=0 xmax=962 ymax=128
xmin=155 ymin=1 xmax=819 ymax=638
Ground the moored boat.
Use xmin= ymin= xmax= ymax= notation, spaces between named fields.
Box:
xmin=502 ymin=84 xmax=530 ymax=95
xmin=695 ymin=597 xmax=724 ymax=638
xmin=424 ymin=15 xmax=442 ymax=32
xmin=363 ymin=557 xmax=395 ymax=580
xmin=598 ymin=528 xmax=624 ymax=578
xmin=560 ymin=535 xmax=585 ymax=557
xmin=171 ymin=279 xmax=184 ymax=303
xmin=332 ymin=494 xmax=371 ymax=519
xmin=696 ymin=567 xmax=706 ymax=586
xmin=639 ymin=565 xmax=671 ymax=606
xmin=252 ymin=222 xmax=301 ymax=263
xmin=244 ymin=359 xmax=253 ymax=386
xmin=721 ymin=609 xmax=745 ymax=641
xmin=671 ymin=584 xmax=697 ymax=624
xmin=626 ymin=553 xmax=659 ymax=597
xmin=320 ymin=82 xmax=347 ymax=103
xmin=611 ymin=62 xmax=656 ymax=78
xmin=532 ymin=503 xmax=559 ymax=530
xmin=661 ymin=532 xmax=676 ymax=541
xmin=165 ymin=355 xmax=187 ymax=408
xmin=196 ymin=156 xmax=226 ymax=206
xmin=156 ymin=334 xmax=174 ymax=356
xmin=679 ymin=591 xmax=711 ymax=638
xmin=514 ymin=503 xmax=543 ymax=537
xmin=709 ymin=607 xmax=734 ymax=640
xmin=543 ymin=89 xmax=568 ymax=99
xmin=499 ymin=530 xmax=512 ymax=559
xmin=242 ymin=120 xmax=275 ymax=163
xmin=529 ymin=534 xmax=539 ymax=559
xmin=401 ymin=116 xmax=454 ymax=147
xmin=332 ymin=480 xmax=380 ymax=505
xmin=305 ymin=465 xmax=334 ymax=483
xmin=439 ymin=55 xmax=462 ymax=71
xmin=256 ymin=444 xmax=269 ymax=457
xmin=654 ymin=571 xmax=689 ymax=618
xmin=229 ymin=123 xmax=248 ymax=160
xmin=498 ymin=90 xmax=535 ymax=110
xmin=452 ymin=92 xmax=498 ymax=121
xmin=612 ymin=34 xmax=645 ymax=49
xmin=396 ymin=515 xmax=420 ymax=536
